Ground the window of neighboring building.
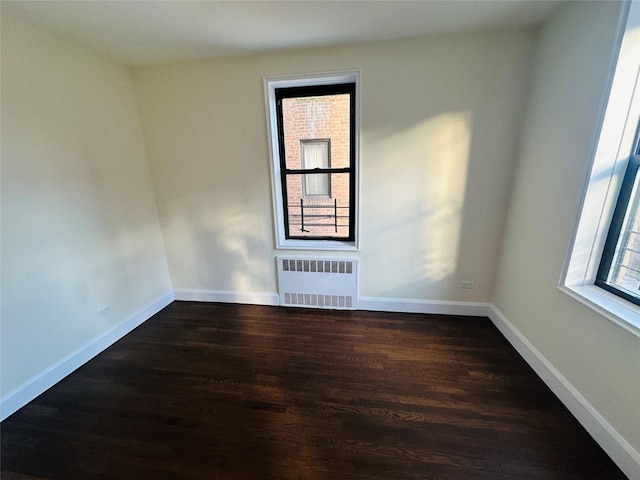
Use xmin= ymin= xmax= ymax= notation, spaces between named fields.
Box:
xmin=265 ymin=71 xmax=360 ymax=250
xmin=301 ymin=140 xmax=330 ymax=198
xmin=596 ymin=125 xmax=640 ymax=305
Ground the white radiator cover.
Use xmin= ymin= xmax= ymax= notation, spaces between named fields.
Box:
xmin=277 ymin=256 xmax=359 ymax=310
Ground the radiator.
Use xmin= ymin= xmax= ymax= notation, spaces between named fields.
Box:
xmin=276 ymin=256 xmax=358 ymax=310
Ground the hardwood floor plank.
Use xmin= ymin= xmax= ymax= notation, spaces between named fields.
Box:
xmin=1 ymin=302 xmax=627 ymax=479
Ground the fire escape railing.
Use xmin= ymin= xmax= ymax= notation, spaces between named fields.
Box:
xmin=288 ymin=199 xmax=349 ymax=233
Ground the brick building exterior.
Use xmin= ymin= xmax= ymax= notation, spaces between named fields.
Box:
xmin=282 ymin=94 xmax=351 ymax=238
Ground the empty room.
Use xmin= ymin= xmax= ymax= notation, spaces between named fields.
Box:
xmin=1 ymin=1 xmax=639 ymax=478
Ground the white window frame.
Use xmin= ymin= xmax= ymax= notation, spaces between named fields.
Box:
xmin=264 ymin=71 xmax=360 ymax=251
xmin=560 ymin=1 xmax=640 ymax=338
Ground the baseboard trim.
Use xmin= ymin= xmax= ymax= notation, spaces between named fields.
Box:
xmin=174 ymin=288 xmax=279 ymax=306
xmin=487 ymin=305 xmax=640 ymax=480
xmin=357 ymin=296 xmax=492 ymax=317
xmin=0 ymin=291 xmax=175 ymax=422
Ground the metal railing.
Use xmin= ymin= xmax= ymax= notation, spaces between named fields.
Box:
xmin=288 ymin=199 xmax=349 ymax=233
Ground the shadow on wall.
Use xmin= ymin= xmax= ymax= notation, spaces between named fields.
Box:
xmin=360 ymin=112 xmax=472 ymax=298
xmin=162 ymin=194 xmax=275 ymax=293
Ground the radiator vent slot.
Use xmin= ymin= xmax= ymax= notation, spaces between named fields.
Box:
xmin=277 ymin=256 xmax=358 ymax=310
xmin=282 ymin=258 xmax=353 ymax=274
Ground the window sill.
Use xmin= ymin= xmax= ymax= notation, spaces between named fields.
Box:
xmin=277 ymin=239 xmax=358 ymax=252
xmin=559 ymin=284 xmax=640 ymax=338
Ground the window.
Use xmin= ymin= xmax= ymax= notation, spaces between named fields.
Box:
xmin=265 ymin=72 xmax=359 ymax=250
xmin=596 ymin=125 xmax=640 ymax=304
xmin=560 ymin=1 xmax=640 ymax=336
xmin=276 ymin=83 xmax=354 ymax=240
xmin=301 ymin=140 xmax=330 ymax=197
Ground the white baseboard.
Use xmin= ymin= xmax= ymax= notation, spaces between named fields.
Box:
xmin=0 ymin=291 xmax=175 ymax=422
xmin=488 ymin=305 xmax=640 ymax=480
xmin=358 ymin=296 xmax=492 ymax=317
xmin=174 ymin=288 xmax=279 ymax=306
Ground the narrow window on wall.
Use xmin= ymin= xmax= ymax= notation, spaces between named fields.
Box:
xmin=265 ymin=72 xmax=359 ymax=250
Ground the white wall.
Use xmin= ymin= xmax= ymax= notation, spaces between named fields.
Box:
xmin=1 ymin=14 xmax=173 ymax=402
xmin=133 ymin=30 xmax=536 ymax=304
xmin=494 ymin=0 xmax=640 ymax=471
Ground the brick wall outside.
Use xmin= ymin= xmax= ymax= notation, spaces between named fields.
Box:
xmin=282 ymin=94 xmax=351 ymax=238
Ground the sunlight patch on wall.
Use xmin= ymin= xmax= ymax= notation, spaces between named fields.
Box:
xmin=361 ymin=112 xmax=472 ymax=296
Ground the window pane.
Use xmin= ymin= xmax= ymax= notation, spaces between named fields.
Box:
xmin=606 ymin=169 xmax=640 ymax=297
xmin=282 ymin=94 xmax=350 ymax=170
xmin=285 ymin=172 xmax=351 ymax=238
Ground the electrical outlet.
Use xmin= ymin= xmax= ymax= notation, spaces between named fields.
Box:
xmin=96 ymin=304 xmax=111 ymax=318
xmin=461 ymin=280 xmax=475 ymax=289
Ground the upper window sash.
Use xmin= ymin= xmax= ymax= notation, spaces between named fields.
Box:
xmin=275 ymin=83 xmax=356 ymax=175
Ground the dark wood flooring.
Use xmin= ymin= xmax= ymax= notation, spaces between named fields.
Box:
xmin=1 ymin=301 xmax=626 ymax=479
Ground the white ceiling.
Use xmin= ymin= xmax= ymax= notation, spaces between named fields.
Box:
xmin=2 ymin=1 xmax=563 ymax=66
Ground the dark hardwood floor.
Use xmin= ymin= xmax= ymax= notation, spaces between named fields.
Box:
xmin=1 ymin=302 xmax=626 ymax=479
